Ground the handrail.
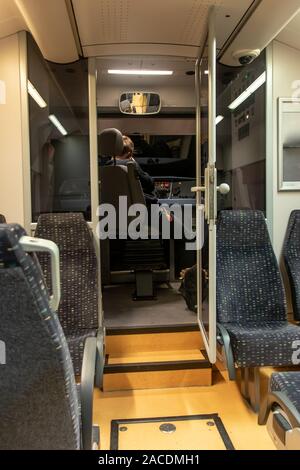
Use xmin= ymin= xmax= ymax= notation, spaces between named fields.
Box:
xmin=20 ymin=236 xmax=61 ymax=312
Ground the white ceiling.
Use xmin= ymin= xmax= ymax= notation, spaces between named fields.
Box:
xmin=0 ymin=0 xmax=26 ymax=39
xmin=97 ymin=56 xmax=197 ymax=86
xmin=276 ymin=11 xmax=300 ymax=51
xmin=72 ymin=0 xmax=255 ymax=58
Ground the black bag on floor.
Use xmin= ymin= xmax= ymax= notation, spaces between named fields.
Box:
xmin=179 ymin=265 xmax=208 ymax=313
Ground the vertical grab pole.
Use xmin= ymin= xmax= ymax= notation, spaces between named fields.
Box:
xmin=88 ymin=58 xmax=103 ymax=328
xmin=195 ymin=57 xmax=202 ymax=334
xmin=208 ymin=6 xmax=217 ymax=363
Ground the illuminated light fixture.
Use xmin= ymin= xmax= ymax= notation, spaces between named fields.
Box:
xmin=48 ymin=114 xmax=68 ymax=136
xmin=204 ymin=70 xmax=209 ymax=75
xmin=108 ymin=69 xmax=173 ymax=76
xmin=228 ymin=71 xmax=266 ymax=110
xmin=216 ymin=115 xmax=224 ymax=125
xmin=27 ymin=80 xmax=47 ymax=108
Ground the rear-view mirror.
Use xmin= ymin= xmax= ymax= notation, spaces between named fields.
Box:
xmin=119 ymin=92 xmax=161 ymax=115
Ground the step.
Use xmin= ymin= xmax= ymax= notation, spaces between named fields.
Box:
xmin=106 ymin=327 xmax=204 ymax=356
xmin=107 ymin=349 xmax=206 ymax=365
xmin=103 ymin=348 xmax=212 ymax=392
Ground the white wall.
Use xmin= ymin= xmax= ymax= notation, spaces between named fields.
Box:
xmin=272 ymin=40 xmax=300 ymax=257
xmin=0 ymin=33 xmax=26 ymax=226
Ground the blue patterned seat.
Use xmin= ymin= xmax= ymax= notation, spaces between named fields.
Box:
xmin=270 ymin=372 xmax=300 ymax=412
xmin=35 ymin=213 xmax=99 ymax=375
xmin=217 ymin=211 xmax=300 ymax=368
xmin=0 ymin=223 xmax=99 ymax=449
xmin=283 ymin=211 xmax=300 ymax=321
xmin=259 ymin=371 xmax=300 ymax=449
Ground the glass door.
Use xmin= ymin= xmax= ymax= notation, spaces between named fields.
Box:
xmin=193 ymin=9 xmax=230 ymax=363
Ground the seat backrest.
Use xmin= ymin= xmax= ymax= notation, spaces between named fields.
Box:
xmin=35 ymin=213 xmax=98 ymax=332
xmin=99 ymin=128 xmax=146 ymax=222
xmin=101 ymin=164 xmax=132 ymax=209
xmin=100 ymin=164 xmax=146 ymax=210
xmin=283 ymin=210 xmax=300 ymax=321
xmin=217 ymin=211 xmax=287 ymax=324
xmin=0 ymin=224 xmax=80 ymax=450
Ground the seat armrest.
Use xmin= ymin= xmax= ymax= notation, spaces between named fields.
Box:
xmin=258 ymin=391 xmax=300 ymax=428
xmin=81 ymin=336 xmax=98 ymax=450
xmin=217 ymin=323 xmax=236 ymax=381
xmin=95 ymin=327 xmax=106 ymax=389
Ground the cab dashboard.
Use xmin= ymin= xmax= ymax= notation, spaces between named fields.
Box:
xmin=153 ymin=177 xmax=196 ymax=204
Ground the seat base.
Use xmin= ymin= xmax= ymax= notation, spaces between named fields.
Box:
xmin=133 ymin=270 xmax=156 ymax=301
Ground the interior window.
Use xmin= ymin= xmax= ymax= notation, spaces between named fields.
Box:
xmin=27 ymin=34 xmax=91 ymax=222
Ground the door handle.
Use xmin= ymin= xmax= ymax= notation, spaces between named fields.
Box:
xmin=217 ymin=183 xmax=230 ymax=195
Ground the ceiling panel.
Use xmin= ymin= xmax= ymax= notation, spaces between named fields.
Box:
xmin=0 ymin=0 xmax=27 ymax=39
xmin=72 ymin=0 xmax=254 ymax=58
xmin=276 ymin=11 xmax=300 ymax=51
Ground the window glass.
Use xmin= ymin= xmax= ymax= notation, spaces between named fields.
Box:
xmin=27 ymin=34 xmax=91 ymax=222
xmin=216 ymin=51 xmax=266 ymax=213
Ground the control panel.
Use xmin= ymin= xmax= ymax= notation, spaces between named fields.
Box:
xmin=154 ymin=178 xmax=196 ymax=200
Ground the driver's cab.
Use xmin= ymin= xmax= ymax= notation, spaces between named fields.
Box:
xmin=98 ymin=57 xmax=201 ymax=330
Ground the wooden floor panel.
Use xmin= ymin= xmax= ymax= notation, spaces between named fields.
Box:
xmin=93 ymin=373 xmax=276 ymax=450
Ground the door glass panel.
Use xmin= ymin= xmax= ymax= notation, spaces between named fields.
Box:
xmin=197 ymin=57 xmax=209 ymax=350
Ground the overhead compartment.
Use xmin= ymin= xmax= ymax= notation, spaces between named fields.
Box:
xmin=220 ymin=0 xmax=300 ymax=66
xmin=15 ymin=0 xmax=79 ymax=63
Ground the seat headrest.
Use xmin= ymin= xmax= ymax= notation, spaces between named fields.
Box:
xmin=99 ymin=128 xmax=124 ymax=157
xmin=217 ymin=210 xmax=269 ymax=247
xmin=35 ymin=213 xmax=93 ymax=251
xmin=0 ymin=223 xmax=26 ymax=264
xmin=286 ymin=210 xmax=300 ymax=246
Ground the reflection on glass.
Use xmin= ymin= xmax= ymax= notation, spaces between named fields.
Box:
xmin=282 ymin=108 xmax=300 ymax=184
xmin=216 ymin=50 xmax=266 ymax=213
xmin=27 ymin=33 xmax=91 ymax=222
xmin=119 ymin=92 xmax=161 ymax=115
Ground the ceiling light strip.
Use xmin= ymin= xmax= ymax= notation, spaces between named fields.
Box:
xmin=27 ymin=80 xmax=47 ymax=108
xmin=108 ymin=69 xmax=173 ymax=76
xmin=228 ymin=71 xmax=266 ymax=110
xmin=49 ymin=114 xmax=68 ymax=136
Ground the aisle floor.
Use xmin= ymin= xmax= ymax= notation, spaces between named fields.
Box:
xmin=93 ymin=373 xmax=276 ymax=450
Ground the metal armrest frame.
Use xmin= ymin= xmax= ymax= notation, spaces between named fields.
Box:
xmin=95 ymin=327 xmax=105 ymax=389
xmin=81 ymin=337 xmax=99 ymax=450
xmin=258 ymin=391 xmax=300 ymax=428
xmin=217 ymin=323 xmax=236 ymax=381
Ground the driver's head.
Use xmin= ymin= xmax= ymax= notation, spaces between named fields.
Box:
xmin=119 ymin=135 xmax=134 ymax=160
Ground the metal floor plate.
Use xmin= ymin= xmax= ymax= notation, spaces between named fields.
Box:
xmin=110 ymin=414 xmax=235 ymax=450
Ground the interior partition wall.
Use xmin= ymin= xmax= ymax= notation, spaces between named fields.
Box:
xmin=23 ymin=32 xmax=102 ymax=322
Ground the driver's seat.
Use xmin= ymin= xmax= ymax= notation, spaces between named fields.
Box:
xmin=99 ymin=128 xmax=168 ymax=299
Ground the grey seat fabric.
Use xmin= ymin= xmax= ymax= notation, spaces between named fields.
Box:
xmin=0 ymin=224 xmax=81 ymax=450
xmin=217 ymin=210 xmax=300 ymax=368
xmin=270 ymin=372 xmax=300 ymax=412
xmin=101 ymin=164 xmax=146 ymax=218
xmin=283 ymin=210 xmax=300 ymax=321
xmin=35 ymin=213 xmax=98 ymax=375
